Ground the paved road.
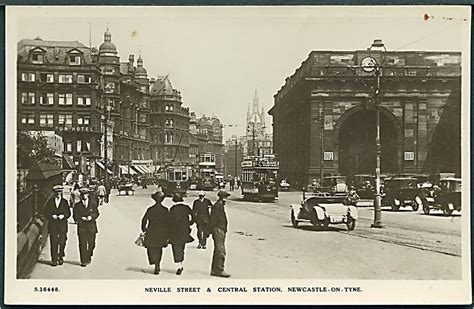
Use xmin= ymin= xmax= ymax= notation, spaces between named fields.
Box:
xmin=29 ymin=186 xmax=462 ymax=280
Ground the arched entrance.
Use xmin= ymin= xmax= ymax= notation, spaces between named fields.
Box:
xmin=337 ymin=108 xmax=399 ymax=176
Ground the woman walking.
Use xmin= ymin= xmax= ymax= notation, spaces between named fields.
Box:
xmin=169 ymin=193 xmax=194 ymax=275
xmin=141 ymin=190 xmax=170 ymax=275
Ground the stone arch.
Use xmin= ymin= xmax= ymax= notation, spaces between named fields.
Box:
xmin=332 ymin=104 xmax=403 ymax=175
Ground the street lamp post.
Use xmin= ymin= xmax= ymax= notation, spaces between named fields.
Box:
xmin=364 ymin=38 xmax=386 ymax=228
xmin=102 ymin=104 xmax=112 ymax=184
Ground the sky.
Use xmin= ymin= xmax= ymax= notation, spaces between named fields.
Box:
xmin=10 ymin=6 xmax=469 ymax=140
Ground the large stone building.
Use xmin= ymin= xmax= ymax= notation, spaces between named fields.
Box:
xmin=269 ymin=46 xmax=461 ymax=186
xmin=17 ymin=37 xmax=103 ymax=174
xmin=195 ymin=115 xmax=224 ymax=172
xmin=149 ymin=75 xmax=190 ymax=166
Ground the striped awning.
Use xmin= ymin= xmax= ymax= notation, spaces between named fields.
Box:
xmin=96 ymin=161 xmax=113 ymax=174
xmin=119 ymin=165 xmax=137 ymax=175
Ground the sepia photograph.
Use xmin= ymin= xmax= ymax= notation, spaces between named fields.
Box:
xmin=4 ymin=5 xmax=471 ymax=305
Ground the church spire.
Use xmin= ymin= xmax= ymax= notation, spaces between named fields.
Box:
xmin=253 ymin=89 xmax=259 ymax=114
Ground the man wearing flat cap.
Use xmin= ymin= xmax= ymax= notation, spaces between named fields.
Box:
xmin=192 ymin=191 xmax=212 ymax=249
xmin=209 ymin=190 xmax=231 ymax=278
xmin=169 ymin=193 xmax=194 ymax=275
xmin=73 ymin=187 xmax=100 ymax=267
xmin=44 ymin=185 xmax=71 ymax=266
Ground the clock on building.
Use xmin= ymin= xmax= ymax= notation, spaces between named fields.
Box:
xmin=361 ymin=56 xmax=377 ymax=73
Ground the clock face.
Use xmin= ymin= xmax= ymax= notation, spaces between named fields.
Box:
xmin=361 ymin=56 xmax=377 ymax=73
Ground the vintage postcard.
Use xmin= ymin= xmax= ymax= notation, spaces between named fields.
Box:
xmin=4 ymin=5 xmax=471 ymax=305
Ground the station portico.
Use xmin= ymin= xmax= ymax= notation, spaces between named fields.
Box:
xmin=269 ymin=48 xmax=461 ymax=186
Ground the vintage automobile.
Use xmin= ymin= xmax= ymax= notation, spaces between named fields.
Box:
xmin=321 ymin=176 xmax=348 ymax=196
xmin=279 ymin=179 xmax=291 ymax=191
xmin=423 ymin=178 xmax=461 ymax=216
xmin=290 ymin=190 xmax=358 ymax=231
xmin=381 ymin=177 xmax=419 ymax=211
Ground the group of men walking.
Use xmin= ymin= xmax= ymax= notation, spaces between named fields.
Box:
xmin=44 ymin=182 xmax=231 ymax=278
xmin=141 ymin=189 xmax=231 ymax=278
xmin=45 ymin=185 xmax=101 ymax=267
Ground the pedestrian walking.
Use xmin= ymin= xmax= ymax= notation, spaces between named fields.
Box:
xmin=73 ymin=187 xmax=100 ymax=267
xmin=192 ymin=191 xmax=212 ymax=249
xmin=169 ymin=193 xmax=194 ymax=275
xmin=141 ymin=190 xmax=170 ymax=275
xmin=44 ymin=185 xmax=71 ymax=266
xmin=209 ymin=190 xmax=231 ymax=278
xmin=104 ymin=181 xmax=111 ymax=204
xmin=97 ymin=181 xmax=106 ymax=206
xmin=229 ymin=178 xmax=235 ymax=191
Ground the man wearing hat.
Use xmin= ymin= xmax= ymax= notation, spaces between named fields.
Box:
xmin=44 ymin=185 xmax=71 ymax=266
xmin=209 ymin=190 xmax=231 ymax=278
xmin=169 ymin=193 xmax=194 ymax=275
xmin=192 ymin=191 xmax=212 ymax=249
xmin=73 ymin=187 xmax=100 ymax=267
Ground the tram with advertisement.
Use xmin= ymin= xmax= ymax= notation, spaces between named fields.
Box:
xmin=196 ymin=153 xmax=217 ymax=191
xmin=158 ymin=165 xmax=192 ymax=197
xmin=241 ymin=155 xmax=279 ymax=202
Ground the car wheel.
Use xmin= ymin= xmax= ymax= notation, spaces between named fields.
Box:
xmin=412 ymin=200 xmax=419 ymax=211
xmin=423 ymin=204 xmax=430 ymax=215
xmin=391 ymin=203 xmax=400 ymax=211
xmin=414 ymin=196 xmax=423 ymax=211
xmin=322 ymin=217 xmax=330 ymax=228
xmin=291 ymin=210 xmax=298 ymax=228
xmin=310 ymin=210 xmax=320 ymax=227
xmin=443 ymin=205 xmax=453 ymax=216
xmin=347 ymin=218 xmax=356 ymax=231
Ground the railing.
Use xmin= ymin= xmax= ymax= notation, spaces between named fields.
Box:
xmin=17 ymin=185 xmax=51 ymax=233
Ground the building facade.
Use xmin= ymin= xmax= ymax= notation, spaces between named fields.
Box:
xmin=195 ymin=115 xmax=224 ymax=172
xmin=17 ymin=38 xmax=103 ymax=175
xmin=149 ymin=76 xmax=190 ymax=166
xmin=269 ymin=48 xmax=461 ymax=186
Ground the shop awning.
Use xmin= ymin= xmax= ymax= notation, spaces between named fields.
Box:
xmin=140 ymin=166 xmax=152 ymax=174
xmin=134 ymin=165 xmax=150 ymax=174
xmin=96 ymin=161 xmax=113 ymax=174
xmin=152 ymin=165 xmax=161 ymax=173
xmin=131 ymin=166 xmax=144 ymax=174
xmin=119 ymin=165 xmax=137 ymax=175
xmin=62 ymin=154 xmax=76 ymax=170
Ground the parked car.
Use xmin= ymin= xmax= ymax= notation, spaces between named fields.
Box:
xmin=290 ymin=190 xmax=358 ymax=230
xmin=423 ymin=178 xmax=461 ymax=216
xmin=322 ymin=176 xmax=348 ymax=196
xmin=381 ymin=177 xmax=420 ymax=211
xmin=279 ymin=179 xmax=291 ymax=191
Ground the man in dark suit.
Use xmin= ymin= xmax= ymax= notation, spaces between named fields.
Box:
xmin=73 ymin=187 xmax=100 ymax=267
xmin=192 ymin=191 xmax=212 ymax=249
xmin=44 ymin=185 xmax=71 ymax=266
xmin=209 ymin=190 xmax=231 ymax=278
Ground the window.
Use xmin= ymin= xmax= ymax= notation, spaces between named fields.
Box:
xmin=77 ymin=74 xmax=91 ymax=84
xmin=40 ymin=73 xmax=54 ymax=83
xmin=65 ymin=142 xmax=72 ymax=152
xmin=165 ymin=133 xmax=174 ymax=144
xmin=69 ymin=55 xmax=81 ymax=65
xmin=104 ymin=82 xmax=115 ymax=94
xmin=77 ymin=95 xmax=91 ymax=106
xmin=21 ymin=92 xmax=36 ymax=104
xmin=77 ymin=140 xmax=91 ymax=152
xmin=59 ymin=74 xmax=73 ymax=83
xmin=77 ymin=140 xmax=82 ymax=152
xmin=77 ymin=115 xmax=90 ymax=126
xmin=39 ymin=114 xmax=54 ymax=127
xmin=103 ymin=66 xmax=115 ymax=75
xmin=32 ymin=53 xmax=44 ymax=64
xmin=40 ymin=93 xmax=54 ymax=105
xmin=21 ymin=114 xmax=35 ymax=125
xmin=58 ymin=93 xmax=73 ymax=105
xmin=58 ymin=114 xmax=73 ymax=126
xmin=21 ymin=72 xmax=35 ymax=82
